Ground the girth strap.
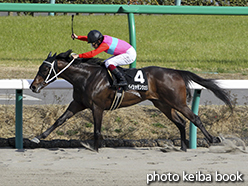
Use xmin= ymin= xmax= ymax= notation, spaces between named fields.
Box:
xmin=109 ymin=87 xmax=124 ymax=111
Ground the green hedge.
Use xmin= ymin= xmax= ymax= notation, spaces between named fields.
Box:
xmin=181 ymin=0 xmax=248 ymax=6
xmin=1 ymin=0 xmax=248 ymax=6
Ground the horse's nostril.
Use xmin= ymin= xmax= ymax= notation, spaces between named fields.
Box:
xmin=30 ymin=85 xmax=36 ymax=91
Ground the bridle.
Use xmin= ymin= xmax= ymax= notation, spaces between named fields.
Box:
xmin=42 ymin=58 xmax=75 ymax=84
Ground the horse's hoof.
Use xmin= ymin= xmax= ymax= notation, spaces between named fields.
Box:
xmin=217 ymin=136 xmax=225 ymax=143
xmin=80 ymin=142 xmax=98 ymax=152
xmin=180 ymin=147 xmax=187 ymax=152
xmin=213 ymin=136 xmax=225 ymax=143
xmin=31 ymin=137 xmax=40 ymax=144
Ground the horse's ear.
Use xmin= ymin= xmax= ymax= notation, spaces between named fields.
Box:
xmin=52 ymin=53 xmax=57 ymax=58
xmin=47 ymin=51 xmax=52 ymax=58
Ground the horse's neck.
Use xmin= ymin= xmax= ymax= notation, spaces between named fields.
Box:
xmin=57 ymin=60 xmax=102 ymax=85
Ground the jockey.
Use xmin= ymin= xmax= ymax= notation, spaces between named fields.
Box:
xmin=71 ymin=30 xmax=137 ymax=87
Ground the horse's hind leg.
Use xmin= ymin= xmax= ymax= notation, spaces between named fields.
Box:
xmin=178 ymin=105 xmax=220 ymax=144
xmin=152 ymin=100 xmax=188 ymax=151
xmin=31 ymin=100 xmax=86 ymax=143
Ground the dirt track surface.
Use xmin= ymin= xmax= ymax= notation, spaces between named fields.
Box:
xmin=0 ymin=147 xmax=247 ymax=186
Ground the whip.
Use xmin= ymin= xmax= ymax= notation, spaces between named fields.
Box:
xmin=71 ymin=15 xmax=74 ymax=40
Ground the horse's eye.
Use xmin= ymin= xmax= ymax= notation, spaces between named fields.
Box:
xmin=42 ymin=69 xmax=48 ymax=75
xmin=38 ymin=65 xmax=50 ymax=77
xmin=42 ymin=64 xmax=50 ymax=71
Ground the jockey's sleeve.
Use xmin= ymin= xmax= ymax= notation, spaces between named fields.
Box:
xmin=79 ymin=43 xmax=109 ymax=58
xmin=77 ymin=35 xmax=88 ymax=42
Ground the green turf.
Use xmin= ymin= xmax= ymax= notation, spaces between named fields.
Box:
xmin=0 ymin=14 xmax=248 ymax=74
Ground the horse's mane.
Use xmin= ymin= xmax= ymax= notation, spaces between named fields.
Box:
xmin=55 ymin=49 xmax=104 ymax=68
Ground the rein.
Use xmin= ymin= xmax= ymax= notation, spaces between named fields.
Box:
xmin=43 ymin=58 xmax=75 ymax=84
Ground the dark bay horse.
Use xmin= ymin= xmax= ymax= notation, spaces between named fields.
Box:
xmin=30 ymin=50 xmax=233 ymax=152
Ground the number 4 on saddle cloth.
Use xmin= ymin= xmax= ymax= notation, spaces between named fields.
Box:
xmin=107 ymin=67 xmax=149 ymax=111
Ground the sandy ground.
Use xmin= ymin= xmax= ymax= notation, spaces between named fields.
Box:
xmin=0 ymin=146 xmax=247 ymax=186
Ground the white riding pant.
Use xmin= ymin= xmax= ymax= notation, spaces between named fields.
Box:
xmin=104 ymin=46 xmax=136 ymax=68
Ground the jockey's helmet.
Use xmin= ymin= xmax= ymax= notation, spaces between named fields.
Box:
xmin=87 ymin=30 xmax=103 ymax=44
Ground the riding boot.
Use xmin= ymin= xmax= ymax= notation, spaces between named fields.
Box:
xmin=111 ymin=68 xmax=128 ymax=87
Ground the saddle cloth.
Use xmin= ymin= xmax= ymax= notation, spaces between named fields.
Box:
xmin=109 ymin=67 xmax=149 ymax=91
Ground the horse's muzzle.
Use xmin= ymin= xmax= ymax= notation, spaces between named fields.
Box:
xmin=29 ymin=84 xmax=43 ymax=93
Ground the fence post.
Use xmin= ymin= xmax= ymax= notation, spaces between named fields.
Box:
xmin=49 ymin=0 xmax=55 ymax=16
xmin=15 ymin=89 xmax=23 ymax=149
xmin=128 ymin=13 xmax=136 ymax=68
xmin=175 ymin=0 xmax=181 ymax=6
xmin=189 ymin=89 xmax=202 ymax=149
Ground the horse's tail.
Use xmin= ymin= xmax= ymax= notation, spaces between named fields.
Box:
xmin=178 ymin=70 xmax=233 ymax=111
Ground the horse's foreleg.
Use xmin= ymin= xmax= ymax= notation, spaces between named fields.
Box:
xmin=31 ymin=101 xmax=86 ymax=143
xmin=92 ymin=105 xmax=104 ymax=152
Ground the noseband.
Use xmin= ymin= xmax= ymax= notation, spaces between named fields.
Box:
xmin=42 ymin=58 xmax=75 ymax=84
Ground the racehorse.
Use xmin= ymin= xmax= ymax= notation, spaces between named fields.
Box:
xmin=30 ymin=50 xmax=233 ymax=152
